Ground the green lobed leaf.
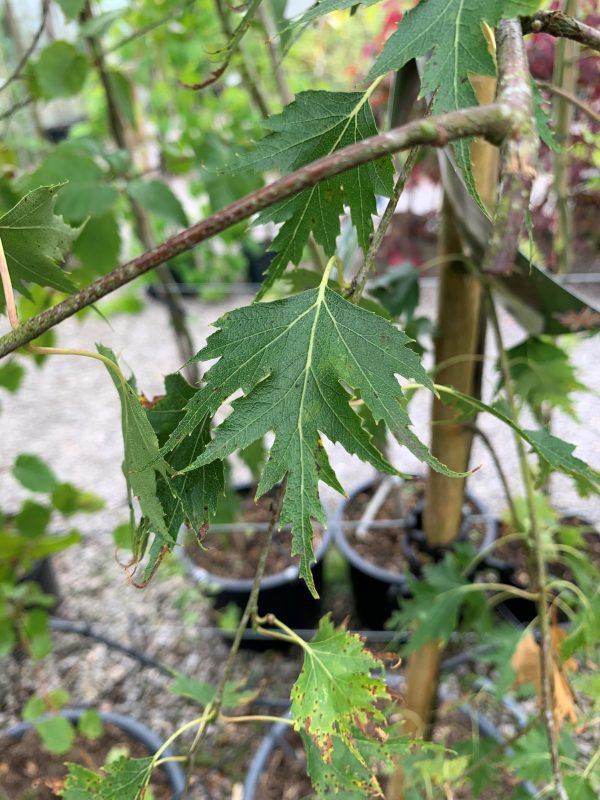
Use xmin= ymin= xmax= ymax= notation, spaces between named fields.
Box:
xmin=73 ymin=212 xmax=122 ymax=276
xmin=170 ymin=674 xmax=257 ymax=708
xmin=366 ymin=0 xmax=519 ymax=201
xmin=127 ymin=179 xmax=188 ymax=227
xmin=56 ymin=0 xmax=85 ymax=19
xmin=29 ymin=41 xmax=89 ymax=99
xmin=525 ymin=428 xmax=600 ymax=496
xmin=161 ymin=268 xmax=457 ymax=595
xmin=531 ymin=80 xmax=562 ymax=152
xmin=145 ymin=373 xmax=224 ymax=538
xmin=302 ymin=727 xmax=411 ymax=798
xmin=12 ymin=454 xmax=58 ymax=493
xmin=0 ymin=361 xmax=25 ymax=392
xmin=436 ymin=386 xmax=600 ymax=497
xmin=15 ymin=501 xmax=52 ymax=538
xmin=78 ymin=708 xmax=103 ymax=740
xmin=97 ymin=346 xmax=171 ymax=544
xmin=295 ymin=0 xmax=380 ymax=25
xmin=504 ymin=336 xmax=587 ymax=423
xmin=36 ymin=715 xmax=76 ymax=754
xmin=0 ymin=186 xmax=79 ymax=301
xmin=388 ymin=552 xmax=470 ymax=652
xmin=61 ymin=757 xmax=153 ymax=800
xmin=291 ymin=616 xmax=388 ymax=779
xmin=231 ymin=90 xmax=394 ymax=295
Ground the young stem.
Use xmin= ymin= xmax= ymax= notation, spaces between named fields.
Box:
xmin=469 ymin=424 xmax=519 ymax=528
xmin=181 ymin=480 xmax=286 ymax=797
xmin=214 ymin=0 xmax=270 ymax=118
xmin=486 ymin=288 xmax=568 ymax=800
xmin=552 ymin=0 xmax=578 ymax=275
xmin=219 ymin=714 xmax=293 ymax=725
xmin=346 ymin=144 xmax=421 ymax=303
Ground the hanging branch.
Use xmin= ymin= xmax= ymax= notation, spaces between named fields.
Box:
xmin=539 ymin=80 xmax=600 ymax=125
xmin=181 ymin=0 xmax=264 ymax=90
xmin=520 ymin=10 xmax=600 ymax=52
xmin=0 ymin=101 xmax=513 ymax=359
xmin=213 ymin=0 xmax=270 ymax=117
xmin=0 ymin=0 xmax=49 ymax=94
xmin=482 ymin=20 xmax=537 ymax=275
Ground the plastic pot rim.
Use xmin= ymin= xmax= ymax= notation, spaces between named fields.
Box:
xmin=176 ymin=523 xmax=333 ymax=593
xmin=332 ymin=477 xmax=497 ymax=586
xmin=5 ymin=707 xmax=186 ymax=800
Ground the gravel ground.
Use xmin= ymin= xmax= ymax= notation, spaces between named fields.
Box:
xmin=0 ymin=280 xmax=599 ymax=796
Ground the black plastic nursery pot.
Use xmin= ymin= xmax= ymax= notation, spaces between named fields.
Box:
xmin=24 ymin=557 xmax=61 ymax=609
xmin=333 ymin=478 xmax=497 ymax=630
xmin=178 ymin=492 xmax=333 ymax=650
xmin=487 ymin=513 xmax=599 ymax=626
xmin=4 ymin=708 xmax=186 ymax=799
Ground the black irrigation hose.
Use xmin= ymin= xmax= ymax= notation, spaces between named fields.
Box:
xmin=49 ymin=617 xmax=172 ymax=675
xmin=50 ymin=616 xmax=492 ymax=700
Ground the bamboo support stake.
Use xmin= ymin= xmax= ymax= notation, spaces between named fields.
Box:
xmin=389 ymin=72 xmax=501 ymax=800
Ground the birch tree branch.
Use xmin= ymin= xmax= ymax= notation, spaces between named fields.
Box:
xmin=0 ymin=102 xmax=513 ymax=359
xmin=521 ymin=10 xmax=600 ymax=52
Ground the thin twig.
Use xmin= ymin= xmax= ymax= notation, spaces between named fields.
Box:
xmin=521 ymin=10 xmax=600 ymax=52
xmin=486 ymin=287 xmax=568 ymax=800
xmin=0 ymin=101 xmax=514 ymax=358
xmin=105 ymin=0 xmax=197 ymax=53
xmin=181 ymin=480 xmax=286 ymax=797
xmin=182 ymin=0 xmax=263 ymax=91
xmin=214 ymin=0 xmax=270 ymax=117
xmin=469 ymin=424 xmax=518 ymax=529
xmin=0 ymin=96 xmax=34 ymax=122
xmin=0 ymin=0 xmax=49 ymax=94
xmin=483 ymin=20 xmax=537 ymax=275
xmin=257 ymin=1 xmax=293 ymax=105
xmin=346 ymin=144 xmax=422 ymax=302
xmin=538 ymin=80 xmax=600 ymax=125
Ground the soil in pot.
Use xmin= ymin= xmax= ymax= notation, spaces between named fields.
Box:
xmin=183 ymin=486 xmax=327 ymax=648
xmin=490 ymin=516 xmax=599 ymax=624
xmin=338 ymin=478 xmax=491 ymax=629
xmin=184 ymin=486 xmax=323 ymax=580
xmin=254 ymin=709 xmax=524 ymax=800
xmin=343 ymin=478 xmax=487 ymax=575
xmin=0 ymin=723 xmax=172 ymax=800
